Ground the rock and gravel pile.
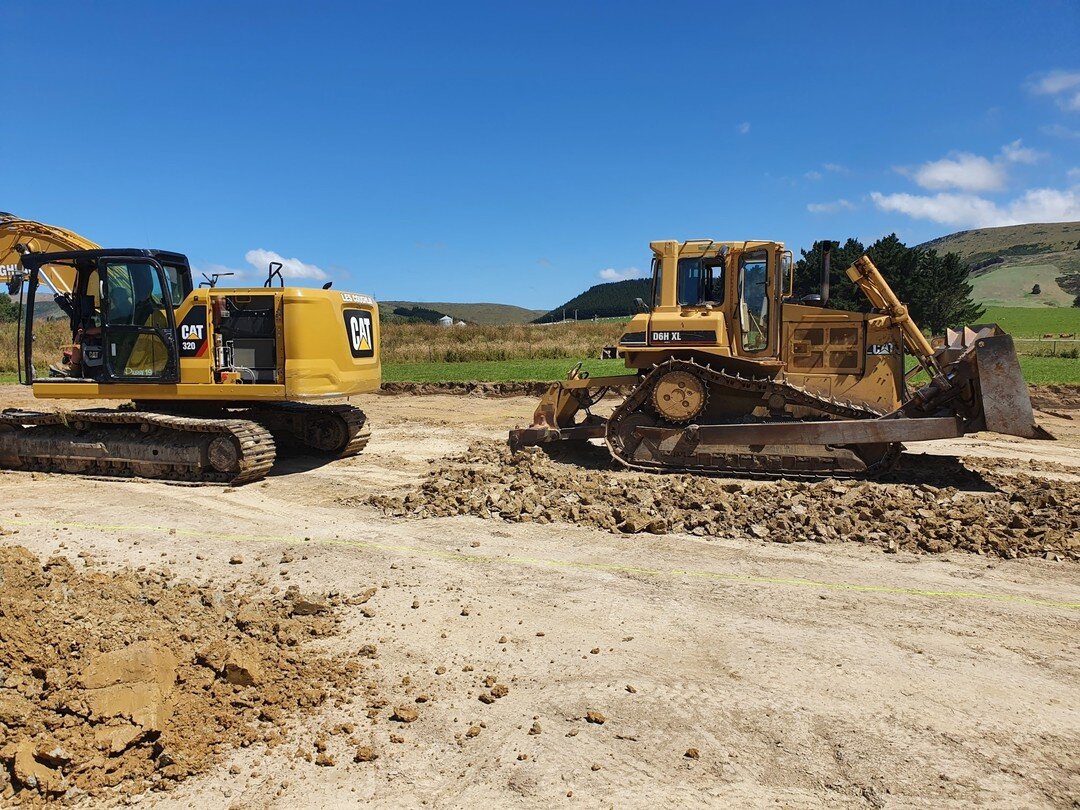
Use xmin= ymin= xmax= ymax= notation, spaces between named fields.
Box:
xmin=0 ymin=547 xmax=365 ymax=803
xmin=378 ymin=381 xmax=636 ymax=398
xmin=379 ymin=381 xmax=552 ymax=397
xmin=367 ymin=441 xmax=1079 ymax=561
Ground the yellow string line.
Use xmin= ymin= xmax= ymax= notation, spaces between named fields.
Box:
xmin=8 ymin=517 xmax=1078 ymax=611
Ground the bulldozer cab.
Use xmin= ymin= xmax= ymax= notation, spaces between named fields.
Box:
xmin=640 ymin=240 xmax=791 ymax=362
xmin=19 ymin=249 xmax=189 ymax=384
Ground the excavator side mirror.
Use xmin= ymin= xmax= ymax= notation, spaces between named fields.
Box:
xmin=633 ymin=297 xmax=649 ymax=314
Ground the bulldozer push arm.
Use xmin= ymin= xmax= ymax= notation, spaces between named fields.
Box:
xmin=845 ymin=256 xmax=938 ymax=375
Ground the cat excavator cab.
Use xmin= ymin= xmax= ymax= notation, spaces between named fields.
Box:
xmin=0 ymin=214 xmax=380 ymax=484
xmin=510 ymin=238 xmax=1050 ymax=476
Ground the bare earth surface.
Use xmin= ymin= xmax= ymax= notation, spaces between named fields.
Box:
xmin=0 ymin=385 xmax=1078 ymax=808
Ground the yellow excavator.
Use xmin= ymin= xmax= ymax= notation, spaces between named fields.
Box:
xmin=510 ymin=239 xmax=1050 ymax=476
xmin=0 ymin=214 xmax=380 ymax=483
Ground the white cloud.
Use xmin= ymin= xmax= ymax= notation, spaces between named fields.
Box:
xmin=804 ymin=170 xmax=823 ymax=181
xmin=1067 ymin=167 xmax=1080 ymax=181
xmin=1030 ymin=69 xmax=1080 ymax=111
xmin=737 ymin=121 xmax=750 ymax=135
xmin=904 ymin=140 xmax=1042 ymax=193
xmin=911 ymin=152 xmax=1005 ymax=192
xmin=599 ymin=267 xmax=646 ymax=281
xmin=1042 ymin=123 xmax=1080 ymax=139
xmin=870 ymin=188 xmax=1080 ymax=229
xmin=823 ymin=163 xmax=849 ymax=174
xmin=806 ymin=199 xmax=855 ymax=214
xmin=244 ymin=248 xmax=328 ymax=281
xmin=1000 ymin=139 xmax=1041 ymax=164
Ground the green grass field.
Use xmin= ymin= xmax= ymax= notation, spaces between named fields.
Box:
xmin=4 ymin=355 xmax=1075 ymax=386
xmin=383 ymin=358 xmax=631 ymax=383
xmin=980 ymin=306 xmax=1080 ymax=337
xmin=970 ymin=264 xmax=1075 ymax=307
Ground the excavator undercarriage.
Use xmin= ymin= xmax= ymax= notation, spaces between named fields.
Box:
xmin=0 ymin=403 xmax=369 ymax=485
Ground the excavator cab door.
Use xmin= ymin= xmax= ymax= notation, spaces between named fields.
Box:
xmin=98 ymin=258 xmax=179 ymax=383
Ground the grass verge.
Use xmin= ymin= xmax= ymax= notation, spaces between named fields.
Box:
xmin=383 ymin=358 xmax=630 ymax=383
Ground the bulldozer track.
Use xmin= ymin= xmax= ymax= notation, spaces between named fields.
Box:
xmin=606 ymin=358 xmax=901 ymax=479
xmin=0 ymin=409 xmax=276 ymax=485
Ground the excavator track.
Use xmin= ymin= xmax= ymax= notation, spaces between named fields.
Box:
xmin=606 ymin=359 xmax=901 ymax=479
xmin=248 ymin=403 xmax=370 ymax=459
xmin=0 ymin=409 xmax=276 ymax=485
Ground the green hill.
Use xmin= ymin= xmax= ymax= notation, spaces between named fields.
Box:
xmin=381 ymin=301 xmax=545 ymax=325
xmin=919 ymin=222 xmax=1080 ymax=307
xmin=534 ymin=279 xmax=650 ymax=323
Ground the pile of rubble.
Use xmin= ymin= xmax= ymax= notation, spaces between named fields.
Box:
xmin=367 ymin=441 xmax=1079 ymax=561
xmin=0 ymin=547 xmax=364 ymax=803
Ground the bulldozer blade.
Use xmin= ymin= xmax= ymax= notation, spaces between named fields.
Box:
xmin=509 ymin=422 xmax=606 ymax=449
xmin=973 ymin=334 xmax=1054 ymax=440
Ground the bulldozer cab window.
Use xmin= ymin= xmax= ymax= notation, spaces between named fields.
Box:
xmin=738 ymin=250 xmax=769 ymax=352
xmin=676 ymin=257 xmax=725 ymax=307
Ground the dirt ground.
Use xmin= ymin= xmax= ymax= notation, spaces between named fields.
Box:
xmin=1 ymin=384 xmax=1078 ymax=807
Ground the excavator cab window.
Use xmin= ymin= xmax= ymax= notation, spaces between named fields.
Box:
xmin=100 ymin=259 xmax=178 ymax=382
xmin=738 ymin=249 xmax=770 ymax=352
xmin=676 ymin=257 xmax=725 ymax=307
xmin=161 ymin=263 xmax=191 ymax=307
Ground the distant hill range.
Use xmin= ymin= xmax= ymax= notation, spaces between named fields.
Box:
xmin=533 ymin=278 xmax=651 ymax=323
xmin=380 ymin=301 xmax=545 ymax=325
xmin=918 ymin=221 xmax=1080 ymax=307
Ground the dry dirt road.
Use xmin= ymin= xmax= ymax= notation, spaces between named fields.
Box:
xmin=1 ymin=387 xmax=1078 ymax=808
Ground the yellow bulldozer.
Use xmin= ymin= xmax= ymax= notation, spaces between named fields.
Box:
xmin=510 ymin=238 xmax=1050 ymax=476
xmin=0 ymin=214 xmax=380 ymax=484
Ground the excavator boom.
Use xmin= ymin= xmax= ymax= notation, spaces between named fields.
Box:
xmin=0 ymin=213 xmax=100 ymax=295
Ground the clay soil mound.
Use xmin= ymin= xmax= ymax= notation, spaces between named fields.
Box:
xmin=1029 ymin=384 xmax=1080 ymax=412
xmin=0 ymin=546 xmax=361 ymax=803
xmin=367 ymin=441 xmax=1080 ymax=561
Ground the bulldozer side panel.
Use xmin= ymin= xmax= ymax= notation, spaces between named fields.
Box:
xmin=780 ymin=306 xmax=903 ymax=411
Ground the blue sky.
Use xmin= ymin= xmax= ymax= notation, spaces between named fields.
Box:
xmin=6 ymin=0 xmax=1080 ymax=308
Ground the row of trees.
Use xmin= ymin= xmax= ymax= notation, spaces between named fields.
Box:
xmin=794 ymin=234 xmax=984 ymax=335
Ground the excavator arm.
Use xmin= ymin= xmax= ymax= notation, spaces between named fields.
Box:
xmin=0 ymin=213 xmax=100 ymax=295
